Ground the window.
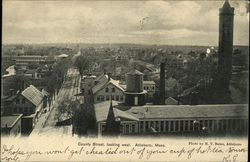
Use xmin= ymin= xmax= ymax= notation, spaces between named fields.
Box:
xmin=19 ymin=107 xmax=23 ymax=113
xmin=184 ymin=120 xmax=189 ymax=131
xmin=140 ymin=121 xmax=144 ymax=132
xmin=190 ymin=120 xmax=194 ymax=131
xmin=131 ymin=124 xmax=135 ymax=133
xmin=105 ymin=87 xmax=109 ymax=93
xmin=155 ymin=121 xmax=159 ymax=131
xmin=180 ymin=120 xmax=184 ymax=131
xmin=116 ymin=95 xmax=119 ymax=101
xmin=111 ymin=95 xmax=114 ymax=100
xmin=22 ymin=99 xmax=25 ymax=104
xmin=176 ymin=121 xmax=179 ymax=131
xmin=101 ymin=96 xmax=105 ymax=101
xmin=165 ymin=121 xmax=169 ymax=132
xmin=16 ymin=99 xmax=20 ymax=104
xmin=125 ymin=125 xmax=129 ymax=133
xmin=102 ymin=125 xmax=105 ymax=132
xmin=152 ymin=86 xmax=155 ymax=90
xmin=97 ymin=96 xmax=100 ymax=101
xmin=120 ymin=95 xmax=124 ymax=101
xmin=120 ymin=125 xmax=123 ymax=133
xmin=170 ymin=121 xmax=174 ymax=131
xmin=145 ymin=121 xmax=149 ymax=131
xmin=106 ymin=95 xmax=110 ymax=100
xmin=160 ymin=121 xmax=164 ymax=132
xmin=112 ymin=88 xmax=115 ymax=93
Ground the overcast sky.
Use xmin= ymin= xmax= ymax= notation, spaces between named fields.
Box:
xmin=3 ymin=0 xmax=249 ymax=46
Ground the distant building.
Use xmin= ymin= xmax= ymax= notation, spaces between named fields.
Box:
xmin=1 ymin=114 xmax=23 ymax=136
xmin=14 ymin=55 xmax=47 ymax=70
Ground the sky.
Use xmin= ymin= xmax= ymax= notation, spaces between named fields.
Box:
xmin=3 ymin=0 xmax=249 ymax=46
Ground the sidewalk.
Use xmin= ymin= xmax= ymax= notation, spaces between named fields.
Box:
xmin=29 ymin=92 xmax=59 ymax=136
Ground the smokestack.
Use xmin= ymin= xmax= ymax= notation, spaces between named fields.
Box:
xmin=160 ymin=62 xmax=165 ymax=105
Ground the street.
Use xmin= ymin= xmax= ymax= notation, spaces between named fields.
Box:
xmin=30 ymin=68 xmax=81 ymax=137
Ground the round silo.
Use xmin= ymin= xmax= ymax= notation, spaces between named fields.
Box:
xmin=126 ymin=69 xmax=143 ymax=92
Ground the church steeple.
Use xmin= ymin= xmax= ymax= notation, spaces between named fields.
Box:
xmin=104 ymin=100 xmax=120 ymax=136
xmin=220 ymin=0 xmax=234 ymax=14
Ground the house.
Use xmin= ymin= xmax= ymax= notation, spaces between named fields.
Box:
xmin=1 ymin=114 xmax=23 ymax=136
xmin=92 ymin=75 xmax=125 ymax=103
xmin=2 ymin=85 xmax=45 ymax=134
xmin=81 ymin=74 xmax=96 ymax=95
xmin=143 ymin=81 xmax=156 ymax=101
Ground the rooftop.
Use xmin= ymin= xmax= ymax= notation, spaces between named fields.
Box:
xmin=92 ymin=77 xmax=125 ymax=94
xmin=126 ymin=69 xmax=143 ymax=75
xmin=1 ymin=114 xmax=23 ymax=128
xmin=143 ymin=81 xmax=156 ymax=85
xmin=94 ymin=101 xmax=139 ymax=122
xmin=94 ymin=103 xmax=248 ymax=122
xmin=21 ymin=85 xmax=44 ymax=106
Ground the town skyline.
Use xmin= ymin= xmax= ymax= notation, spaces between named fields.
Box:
xmin=3 ymin=0 xmax=249 ymax=46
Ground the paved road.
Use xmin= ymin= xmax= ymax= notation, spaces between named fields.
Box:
xmin=30 ymin=68 xmax=80 ymax=137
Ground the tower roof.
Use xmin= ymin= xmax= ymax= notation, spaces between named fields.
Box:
xmin=220 ymin=0 xmax=234 ymax=14
xmin=126 ymin=69 xmax=143 ymax=75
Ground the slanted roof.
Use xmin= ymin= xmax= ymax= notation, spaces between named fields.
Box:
xmin=3 ymin=95 xmax=18 ymax=102
xmin=126 ymin=69 xmax=143 ymax=75
xmin=92 ymin=78 xmax=125 ymax=95
xmin=220 ymin=0 xmax=234 ymax=14
xmin=94 ymin=101 xmax=139 ymax=122
xmin=1 ymin=114 xmax=23 ymax=128
xmin=143 ymin=81 xmax=156 ymax=85
xmin=165 ymin=97 xmax=178 ymax=105
xmin=95 ymin=74 xmax=108 ymax=82
xmin=21 ymin=85 xmax=44 ymax=106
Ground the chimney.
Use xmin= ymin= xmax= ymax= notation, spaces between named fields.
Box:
xmin=107 ymin=72 xmax=111 ymax=81
xmin=159 ymin=62 xmax=165 ymax=105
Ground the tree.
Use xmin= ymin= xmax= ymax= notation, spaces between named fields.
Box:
xmin=73 ymin=55 xmax=92 ymax=76
xmin=56 ymin=96 xmax=80 ymax=121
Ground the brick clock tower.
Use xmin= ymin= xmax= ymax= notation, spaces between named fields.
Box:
xmin=211 ymin=0 xmax=234 ymax=103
